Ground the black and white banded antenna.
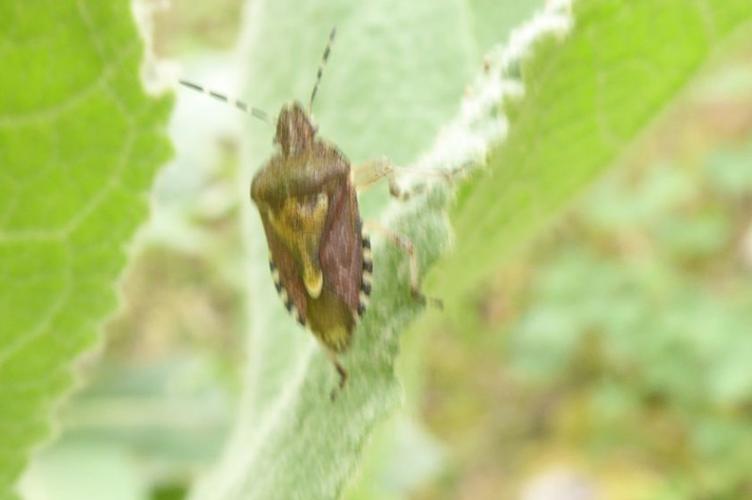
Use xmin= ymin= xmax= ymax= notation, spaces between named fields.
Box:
xmin=309 ymin=27 xmax=337 ymax=113
xmin=178 ymin=79 xmax=270 ymax=124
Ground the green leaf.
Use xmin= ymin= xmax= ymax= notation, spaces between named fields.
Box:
xmin=0 ymin=2 xmax=172 ymax=497
xmin=429 ymin=0 xmax=752 ymax=301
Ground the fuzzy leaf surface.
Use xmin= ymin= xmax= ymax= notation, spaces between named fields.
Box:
xmin=431 ymin=0 xmax=752 ymax=301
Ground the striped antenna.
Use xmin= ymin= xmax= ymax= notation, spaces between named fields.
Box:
xmin=178 ymin=79 xmax=269 ymax=123
xmin=309 ymin=27 xmax=337 ymax=112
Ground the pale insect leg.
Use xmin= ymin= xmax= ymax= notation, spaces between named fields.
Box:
xmin=363 ymin=221 xmax=443 ymax=309
xmin=352 ymin=158 xmax=412 ymax=200
xmin=352 ymin=158 xmax=469 ymax=201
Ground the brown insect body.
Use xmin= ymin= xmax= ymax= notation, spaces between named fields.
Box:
xmin=180 ymin=28 xmax=427 ymax=392
xmin=251 ymin=102 xmax=372 ymax=355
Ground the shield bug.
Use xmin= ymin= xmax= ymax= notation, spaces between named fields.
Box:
xmin=180 ymin=28 xmax=435 ymax=394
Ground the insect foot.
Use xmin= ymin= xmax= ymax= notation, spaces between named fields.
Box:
xmin=328 ymin=354 xmax=348 ymax=401
xmin=411 ymin=288 xmax=444 ymax=310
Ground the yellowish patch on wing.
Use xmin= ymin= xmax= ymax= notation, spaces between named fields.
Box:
xmin=267 ymin=193 xmax=328 ymax=298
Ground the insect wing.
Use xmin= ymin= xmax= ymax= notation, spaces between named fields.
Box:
xmin=319 ymin=177 xmax=362 ymax=315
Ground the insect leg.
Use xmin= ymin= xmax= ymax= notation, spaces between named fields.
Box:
xmin=363 ymin=221 xmax=443 ymax=309
xmin=351 ymin=158 xmax=416 ymax=200
xmin=352 ymin=158 xmax=467 ymax=201
xmin=327 ymin=351 xmax=348 ymax=401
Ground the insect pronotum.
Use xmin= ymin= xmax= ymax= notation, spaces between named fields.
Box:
xmin=180 ymin=27 xmax=436 ymax=396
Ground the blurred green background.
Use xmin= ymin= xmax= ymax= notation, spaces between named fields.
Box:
xmin=15 ymin=1 xmax=752 ymax=499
